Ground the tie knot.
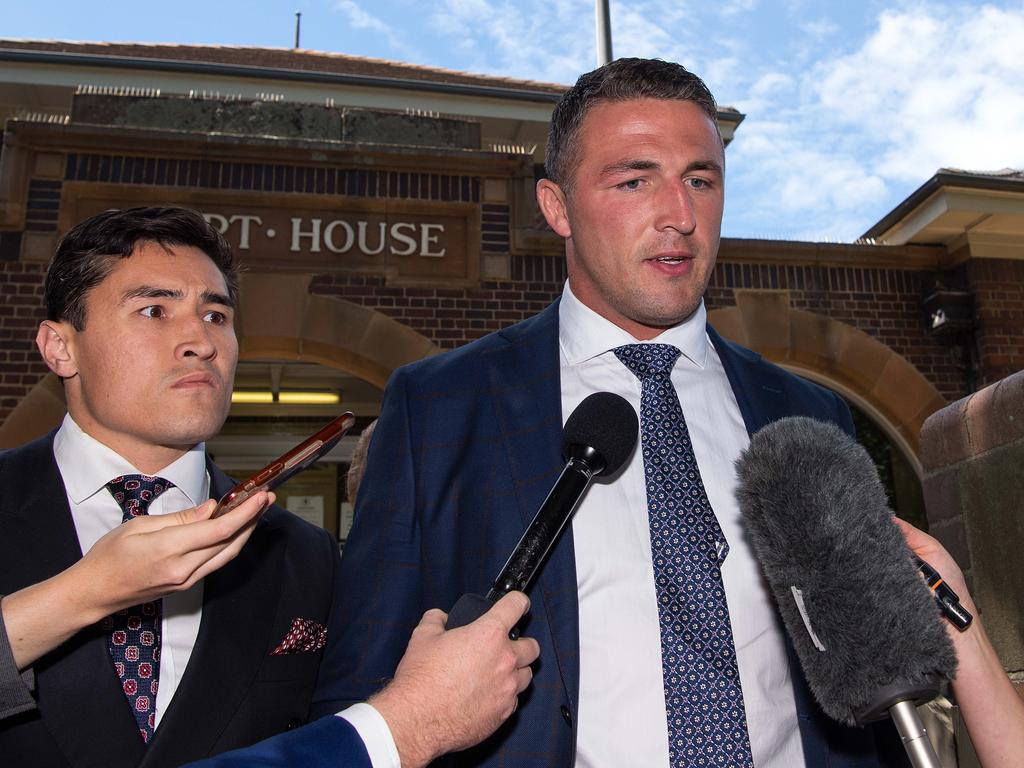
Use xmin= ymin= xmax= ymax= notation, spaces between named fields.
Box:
xmin=106 ymin=474 xmax=173 ymax=523
xmin=613 ymin=344 xmax=682 ymax=379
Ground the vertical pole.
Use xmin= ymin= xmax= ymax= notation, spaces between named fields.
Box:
xmin=294 ymin=12 xmax=302 ymax=49
xmin=595 ymin=0 xmax=613 ymax=66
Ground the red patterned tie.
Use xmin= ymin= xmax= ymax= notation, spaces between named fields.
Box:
xmin=102 ymin=474 xmax=173 ymax=744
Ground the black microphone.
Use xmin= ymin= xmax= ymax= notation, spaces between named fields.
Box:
xmin=447 ymin=391 xmax=638 ymax=630
xmin=734 ymin=416 xmax=957 ymax=768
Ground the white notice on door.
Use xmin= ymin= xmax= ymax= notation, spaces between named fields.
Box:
xmin=286 ymin=495 xmax=325 ymax=528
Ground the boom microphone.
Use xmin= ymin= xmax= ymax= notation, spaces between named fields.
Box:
xmin=734 ymin=416 xmax=956 ymax=768
xmin=447 ymin=391 xmax=638 ymax=630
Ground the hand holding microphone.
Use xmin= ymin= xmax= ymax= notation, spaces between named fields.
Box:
xmin=446 ymin=391 xmax=638 ymax=631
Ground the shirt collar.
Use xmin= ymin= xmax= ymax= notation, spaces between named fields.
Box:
xmin=558 ymin=280 xmax=709 ymax=369
xmin=53 ymin=414 xmax=209 ymax=506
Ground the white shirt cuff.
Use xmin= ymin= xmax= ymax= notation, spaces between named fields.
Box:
xmin=338 ymin=702 xmax=401 ymax=768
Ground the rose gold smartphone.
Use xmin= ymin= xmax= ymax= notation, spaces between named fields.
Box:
xmin=213 ymin=412 xmax=356 ymax=517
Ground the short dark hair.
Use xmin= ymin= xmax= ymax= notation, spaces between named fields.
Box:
xmin=45 ymin=206 xmax=238 ymax=330
xmin=545 ymin=58 xmax=720 ymax=192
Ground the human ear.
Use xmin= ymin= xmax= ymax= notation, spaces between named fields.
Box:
xmin=36 ymin=321 xmax=78 ymax=379
xmin=536 ymin=178 xmax=572 ymax=238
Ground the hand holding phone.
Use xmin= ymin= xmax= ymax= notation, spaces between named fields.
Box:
xmin=213 ymin=413 xmax=356 ymax=517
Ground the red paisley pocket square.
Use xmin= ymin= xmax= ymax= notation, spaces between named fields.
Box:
xmin=271 ymin=618 xmax=328 ymax=655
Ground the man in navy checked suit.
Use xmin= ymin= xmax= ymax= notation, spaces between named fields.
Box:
xmin=323 ymin=59 xmax=906 ymax=766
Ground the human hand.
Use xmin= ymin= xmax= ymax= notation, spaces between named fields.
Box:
xmin=70 ymin=490 xmax=274 ymax=620
xmin=892 ymin=517 xmax=976 ymax=616
xmin=2 ymin=491 xmax=273 ymax=671
xmin=369 ymin=591 xmax=540 ymax=768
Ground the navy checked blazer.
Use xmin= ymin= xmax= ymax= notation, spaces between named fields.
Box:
xmin=317 ymin=300 xmax=907 ymax=767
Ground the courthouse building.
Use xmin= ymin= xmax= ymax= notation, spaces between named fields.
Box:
xmin=1 ymin=40 xmax=1022 ymax=538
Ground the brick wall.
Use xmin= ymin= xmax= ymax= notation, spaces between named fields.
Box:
xmin=966 ymin=258 xmax=1024 ymax=387
xmin=309 ymin=253 xmax=566 ymax=347
xmin=312 ymin=257 xmax=969 ymax=402
xmin=706 ymin=262 xmax=969 ymax=402
xmin=0 ymin=262 xmax=50 ymax=425
xmin=0 ymin=246 xmax=982 ymax=428
xmin=0 ymin=143 xmax=1006 ymax=427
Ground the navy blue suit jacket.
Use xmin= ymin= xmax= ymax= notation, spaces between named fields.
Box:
xmin=0 ymin=432 xmax=351 ymax=768
xmin=184 ymin=715 xmax=369 ymax=768
xmin=320 ymin=301 xmax=903 ymax=767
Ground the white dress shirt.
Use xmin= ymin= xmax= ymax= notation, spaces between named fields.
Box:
xmin=53 ymin=414 xmax=207 ymax=728
xmin=560 ymin=284 xmax=806 ymax=768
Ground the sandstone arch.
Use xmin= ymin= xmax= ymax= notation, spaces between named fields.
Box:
xmin=709 ymin=291 xmax=947 ymax=477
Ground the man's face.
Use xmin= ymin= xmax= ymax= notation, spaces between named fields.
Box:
xmin=538 ymin=98 xmax=725 ymax=339
xmin=41 ymin=241 xmax=237 ymax=470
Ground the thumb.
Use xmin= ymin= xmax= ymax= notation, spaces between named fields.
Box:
xmin=482 ymin=591 xmax=530 ymax=631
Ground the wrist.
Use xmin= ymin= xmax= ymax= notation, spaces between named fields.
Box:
xmin=56 ymin=559 xmax=119 ymax=625
xmin=370 ymin=683 xmax=440 ymax=768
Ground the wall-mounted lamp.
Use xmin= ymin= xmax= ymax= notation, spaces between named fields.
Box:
xmin=922 ymin=287 xmax=974 ymax=337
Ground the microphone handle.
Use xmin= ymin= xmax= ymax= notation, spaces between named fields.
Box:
xmin=889 ymin=699 xmax=944 ymax=768
xmin=447 ymin=457 xmax=596 ymax=632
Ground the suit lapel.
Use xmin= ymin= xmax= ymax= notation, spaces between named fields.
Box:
xmin=485 ymin=302 xmax=581 ymax=711
xmin=144 ymin=463 xmax=285 ymax=767
xmin=708 ymin=325 xmax=786 ymax=436
xmin=0 ymin=434 xmax=146 ymax=768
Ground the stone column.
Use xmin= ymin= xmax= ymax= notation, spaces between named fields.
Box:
xmin=921 ymin=369 xmax=1024 ymax=693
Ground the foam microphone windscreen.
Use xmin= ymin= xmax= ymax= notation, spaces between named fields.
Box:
xmin=734 ymin=416 xmax=956 ymax=726
xmin=563 ymin=391 xmax=639 ymax=475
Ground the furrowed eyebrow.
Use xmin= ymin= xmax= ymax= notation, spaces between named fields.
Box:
xmin=686 ymin=159 xmax=724 ymax=175
xmin=119 ymin=286 xmax=234 ymax=309
xmin=202 ymin=290 xmax=235 ymax=309
xmin=598 ymin=158 xmax=724 ymax=180
xmin=599 ymin=159 xmax=660 ymax=178
xmin=120 ymin=286 xmax=183 ymax=304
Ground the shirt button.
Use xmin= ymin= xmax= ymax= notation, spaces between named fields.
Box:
xmin=560 ymin=705 xmax=572 ymax=726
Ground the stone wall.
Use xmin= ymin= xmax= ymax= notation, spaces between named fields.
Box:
xmin=921 ymin=369 xmax=1024 ymax=691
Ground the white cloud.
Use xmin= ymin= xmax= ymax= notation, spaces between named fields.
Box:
xmin=426 ymin=0 xmax=591 ymax=83
xmin=722 ymin=2 xmax=1024 ymax=239
xmin=813 ymin=4 xmax=1024 ymax=181
xmin=323 ymin=1 xmax=1024 ymax=241
xmin=333 ymin=0 xmax=420 ymax=59
xmin=717 ymin=0 xmax=758 ymax=17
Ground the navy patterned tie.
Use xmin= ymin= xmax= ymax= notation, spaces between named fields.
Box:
xmin=103 ymin=474 xmax=173 ymax=744
xmin=613 ymin=344 xmax=753 ymax=767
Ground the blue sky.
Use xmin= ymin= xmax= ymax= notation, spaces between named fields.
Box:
xmin=6 ymin=0 xmax=1024 ymax=241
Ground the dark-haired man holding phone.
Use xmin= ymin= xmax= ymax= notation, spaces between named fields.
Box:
xmin=0 ymin=207 xmax=538 ymax=768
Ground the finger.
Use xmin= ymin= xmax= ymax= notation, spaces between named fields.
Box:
xmin=149 ymin=511 xmax=263 ymax=591
xmin=513 ymin=637 xmax=540 ymax=666
xmin=514 ymin=665 xmax=533 ymax=694
xmin=135 ymin=492 xmax=269 ymax=568
xmin=179 ymin=518 xmax=261 ymax=586
xmin=159 ymin=491 xmax=265 ymax=532
xmin=417 ymin=608 xmax=448 ymax=631
xmin=484 ymin=591 xmax=530 ymax=630
xmin=214 ymin=491 xmax=269 ymax=529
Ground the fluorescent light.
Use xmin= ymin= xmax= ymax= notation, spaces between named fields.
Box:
xmin=231 ymin=391 xmax=274 ymax=404
xmin=278 ymin=392 xmax=340 ymax=404
xmin=231 ymin=391 xmax=340 ymax=405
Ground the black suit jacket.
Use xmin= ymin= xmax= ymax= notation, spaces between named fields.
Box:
xmin=0 ymin=432 xmax=348 ymax=768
